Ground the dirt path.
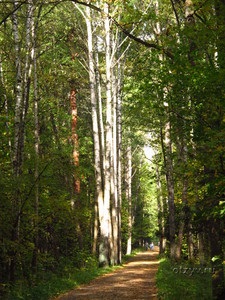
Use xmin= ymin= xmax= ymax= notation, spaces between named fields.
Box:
xmin=53 ymin=248 xmax=159 ymax=300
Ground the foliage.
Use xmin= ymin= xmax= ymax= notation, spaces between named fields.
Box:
xmin=1 ymin=0 xmax=225 ymax=297
xmin=4 ymin=256 xmax=118 ymax=300
xmin=4 ymin=247 xmax=141 ymax=300
xmin=132 ymin=157 xmax=158 ymax=244
xmin=156 ymin=258 xmax=212 ymax=300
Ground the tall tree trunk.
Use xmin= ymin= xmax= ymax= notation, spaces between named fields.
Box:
xmin=156 ymin=164 xmax=166 ymax=254
xmin=91 ymin=19 xmax=104 ymax=257
xmin=92 ymin=200 xmax=98 ymax=255
xmin=116 ymin=55 xmax=123 ymax=264
xmin=0 ymin=58 xmax=12 ymax=161
xmin=23 ymin=0 xmax=34 ymax=118
xmin=69 ymin=84 xmax=83 ymax=248
xmin=161 ymin=122 xmax=176 ymax=258
xmin=126 ymin=139 xmax=132 ymax=255
xmin=107 ymin=22 xmax=125 ymax=261
xmin=111 ymin=81 xmax=118 ymax=264
xmin=175 ymin=138 xmax=189 ymax=260
xmin=94 ymin=33 xmax=105 ymax=179
xmin=70 ymin=85 xmax=80 ymax=195
xmin=10 ymin=0 xmax=34 ymax=281
xmin=187 ymin=222 xmax=194 ymax=260
xmin=103 ymin=2 xmax=113 ymax=265
xmin=12 ymin=0 xmax=23 ymax=177
xmin=79 ymin=1 xmax=124 ymax=266
xmin=31 ymin=8 xmax=40 ymax=271
xmin=85 ymin=6 xmax=109 ymax=266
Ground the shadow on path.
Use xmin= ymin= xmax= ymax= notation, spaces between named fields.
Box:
xmin=52 ymin=248 xmax=159 ymax=300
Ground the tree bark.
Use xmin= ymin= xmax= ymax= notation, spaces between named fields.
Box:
xmin=0 ymin=58 xmax=12 ymax=161
xmin=85 ymin=5 xmax=109 ymax=266
xmin=31 ymin=7 xmax=40 ymax=271
xmin=156 ymin=164 xmax=166 ymax=254
xmin=161 ymin=122 xmax=176 ymax=258
xmin=116 ymin=53 xmax=123 ymax=264
xmin=103 ymin=2 xmax=113 ymax=265
xmin=10 ymin=0 xmax=34 ymax=281
xmin=70 ymin=86 xmax=80 ymax=195
xmin=175 ymin=137 xmax=189 ymax=260
xmin=126 ymin=139 xmax=132 ymax=255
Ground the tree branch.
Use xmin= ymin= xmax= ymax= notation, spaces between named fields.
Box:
xmin=170 ymin=0 xmax=180 ymax=26
xmin=0 ymin=1 xmax=27 ymax=26
xmin=1 ymin=0 xmax=174 ymax=59
xmin=112 ymin=18 xmax=174 ymax=59
xmin=71 ymin=0 xmax=174 ymax=59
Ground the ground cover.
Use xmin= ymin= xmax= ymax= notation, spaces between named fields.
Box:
xmin=156 ymin=258 xmax=212 ymax=299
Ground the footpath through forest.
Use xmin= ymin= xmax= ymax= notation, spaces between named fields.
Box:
xmin=53 ymin=247 xmax=159 ymax=300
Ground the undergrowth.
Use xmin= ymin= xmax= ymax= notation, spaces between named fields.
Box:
xmin=3 ymin=262 xmax=121 ymax=299
xmin=3 ymin=250 xmax=140 ymax=300
xmin=156 ymin=258 xmax=213 ymax=300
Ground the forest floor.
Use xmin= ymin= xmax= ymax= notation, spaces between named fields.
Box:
xmin=52 ymin=247 xmax=159 ymax=300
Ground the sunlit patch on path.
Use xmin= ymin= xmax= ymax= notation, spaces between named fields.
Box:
xmin=53 ymin=247 xmax=159 ymax=300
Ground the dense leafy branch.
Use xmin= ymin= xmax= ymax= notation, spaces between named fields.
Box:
xmin=112 ymin=18 xmax=174 ymax=59
xmin=59 ymin=0 xmax=174 ymax=59
xmin=0 ymin=0 xmax=173 ymax=58
xmin=70 ymin=0 xmax=174 ymax=59
xmin=0 ymin=1 xmax=27 ymax=26
xmin=13 ymin=162 xmax=52 ymax=230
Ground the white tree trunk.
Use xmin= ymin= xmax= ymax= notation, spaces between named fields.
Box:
xmin=156 ymin=164 xmax=166 ymax=254
xmin=163 ymin=121 xmax=176 ymax=258
xmin=10 ymin=0 xmax=35 ymax=280
xmin=103 ymin=2 xmax=113 ymax=265
xmin=12 ymin=0 xmax=23 ymax=177
xmin=94 ymin=33 xmax=105 ymax=177
xmin=32 ymin=11 xmax=40 ymax=270
xmin=111 ymin=54 xmax=119 ymax=265
xmin=126 ymin=139 xmax=132 ymax=255
xmin=0 ymin=58 xmax=12 ymax=160
xmin=85 ymin=6 xmax=109 ymax=266
xmin=117 ymin=58 xmax=123 ymax=263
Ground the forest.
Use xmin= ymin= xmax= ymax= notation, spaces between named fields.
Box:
xmin=0 ymin=0 xmax=225 ymax=299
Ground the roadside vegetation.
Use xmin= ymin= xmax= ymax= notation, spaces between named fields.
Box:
xmin=4 ymin=258 xmax=118 ymax=300
xmin=4 ymin=250 xmax=140 ymax=300
xmin=156 ymin=258 xmax=213 ymax=300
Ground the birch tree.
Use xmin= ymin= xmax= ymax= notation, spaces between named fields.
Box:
xmin=84 ymin=4 xmax=109 ymax=265
xmin=125 ymin=139 xmax=132 ymax=255
xmin=31 ymin=4 xmax=39 ymax=271
xmin=77 ymin=1 xmax=128 ymax=266
xmin=10 ymin=0 xmax=35 ymax=281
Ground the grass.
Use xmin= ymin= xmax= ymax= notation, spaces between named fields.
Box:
xmin=156 ymin=258 xmax=213 ymax=300
xmin=4 ymin=265 xmax=122 ymax=300
xmin=4 ymin=251 xmax=142 ymax=300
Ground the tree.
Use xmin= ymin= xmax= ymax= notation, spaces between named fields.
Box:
xmin=76 ymin=1 xmax=132 ymax=266
xmin=121 ymin=0 xmax=224 ymax=295
xmin=1 ymin=1 xmax=224 ymax=298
